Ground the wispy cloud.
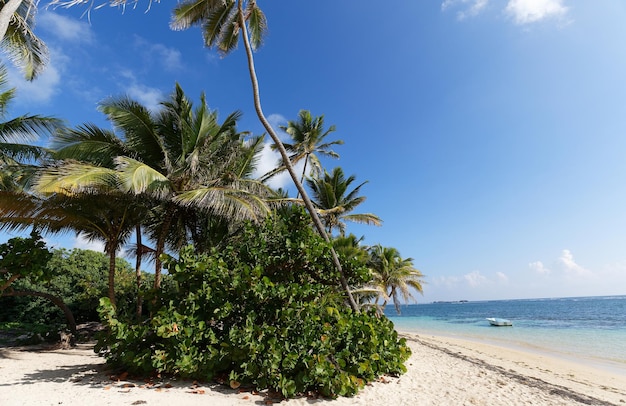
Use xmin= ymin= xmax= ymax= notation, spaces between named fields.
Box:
xmin=252 ymin=113 xmax=305 ymax=191
xmin=38 ymin=11 xmax=94 ymax=44
xmin=464 ymin=270 xmax=488 ymax=287
xmin=505 ymin=0 xmax=568 ymax=25
xmin=442 ymin=0 xmax=569 ymax=24
xmin=529 ymin=260 xmax=551 ymax=275
xmin=117 ymin=70 xmax=164 ymax=112
xmin=557 ymin=249 xmax=591 ymax=277
xmin=531 ymin=249 xmax=592 ymax=279
xmin=133 ymin=36 xmax=184 ymax=72
xmin=73 ymin=233 xmax=105 ymax=252
xmin=9 ymin=47 xmax=66 ymax=105
xmin=442 ymin=0 xmax=490 ymax=20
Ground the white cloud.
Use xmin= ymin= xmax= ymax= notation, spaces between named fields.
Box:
xmin=38 ymin=11 xmax=94 ymax=44
xmin=254 ymin=142 xmax=291 ymax=190
xmin=432 ymin=275 xmax=462 ymax=288
xmin=442 ymin=0 xmax=490 ymax=20
xmin=557 ymin=249 xmax=591 ymax=277
xmin=117 ymin=70 xmax=164 ymax=112
xmin=152 ymin=44 xmax=183 ymax=72
xmin=252 ymin=113 xmax=307 ymax=191
xmin=8 ymin=47 xmax=67 ymax=105
xmin=73 ymin=233 xmax=105 ymax=252
xmin=126 ymin=83 xmax=163 ymax=112
xmin=496 ymin=271 xmax=509 ymax=283
xmin=505 ymin=0 xmax=568 ymax=25
xmin=266 ymin=113 xmax=290 ymax=142
xmin=464 ymin=270 xmax=488 ymax=287
xmin=529 ymin=260 xmax=551 ymax=275
xmin=442 ymin=0 xmax=569 ymax=24
xmin=133 ymin=36 xmax=183 ymax=72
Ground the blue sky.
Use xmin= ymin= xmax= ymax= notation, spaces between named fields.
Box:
xmin=3 ymin=0 xmax=626 ymax=302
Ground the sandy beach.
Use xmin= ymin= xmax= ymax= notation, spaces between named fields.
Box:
xmin=1 ymin=333 xmax=625 ymax=406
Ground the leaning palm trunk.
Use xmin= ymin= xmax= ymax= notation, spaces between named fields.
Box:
xmin=0 ymin=0 xmax=22 ymax=42
xmin=236 ymin=2 xmax=359 ymax=312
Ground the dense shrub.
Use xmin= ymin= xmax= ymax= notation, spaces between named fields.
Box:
xmin=0 ymin=248 xmax=140 ymax=326
xmin=96 ymin=208 xmax=410 ymax=398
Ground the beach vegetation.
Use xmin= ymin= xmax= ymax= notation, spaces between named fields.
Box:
xmin=171 ymin=0 xmax=361 ymax=311
xmin=307 ymin=167 xmax=382 ymax=236
xmin=0 ymin=244 xmax=141 ymax=331
xmin=262 ymin=109 xmax=343 ymax=194
xmin=95 ymin=207 xmax=410 ymax=398
xmin=368 ymin=245 xmax=425 ymax=314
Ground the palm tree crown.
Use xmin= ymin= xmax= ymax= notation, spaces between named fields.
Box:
xmin=306 ymin=167 xmax=382 ymax=236
xmin=264 ymin=110 xmax=343 ymax=189
xmin=368 ymin=244 xmax=424 ymax=314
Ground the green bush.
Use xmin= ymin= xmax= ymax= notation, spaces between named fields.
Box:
xmin=0 ymin=248 xmax=140 ymax=327
xmin=96 ymin=208 xmax=410 ymax=398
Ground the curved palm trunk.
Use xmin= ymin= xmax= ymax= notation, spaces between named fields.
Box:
xmin=237 ymin=2 xmax=359 ymax=312
xmin=4 ymin=289 xmax=77 ymax=334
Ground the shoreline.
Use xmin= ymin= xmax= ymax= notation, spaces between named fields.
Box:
xmin=2 ymin=333 xmax=626 ymax=405
xmin=398 ymin=327 xmax=626 ymax=378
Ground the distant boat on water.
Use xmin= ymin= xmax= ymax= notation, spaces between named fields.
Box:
xmin=486 ymin=317 xmax=513 ymax=327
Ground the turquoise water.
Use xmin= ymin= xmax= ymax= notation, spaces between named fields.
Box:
xmin=386 ymin=295 xmax=626 ymax=372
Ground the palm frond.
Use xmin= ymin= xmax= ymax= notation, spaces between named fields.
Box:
xmin=114 ymin=156 xmax=170 ymax=196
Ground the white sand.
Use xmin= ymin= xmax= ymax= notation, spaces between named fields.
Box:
xmin=1 ymin=333 xmax=625 ymax=406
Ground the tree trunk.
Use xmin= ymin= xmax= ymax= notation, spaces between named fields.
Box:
xmin=134 ymin=224 xmax=143 ymax=321
xmin=237 ymin=1 xmax=359 ymax=312
xmin=296 ymin=156 xmax=309 ymax=199
xmin=0 ymin=0 xmax=22 ymax=44
xmin=153 ymin=205 xmax=174 ymax=290
xmin=3 ymin=289 xmax=77 ymax=334
xmin=107 ymin=248 xmax=117 ymax=308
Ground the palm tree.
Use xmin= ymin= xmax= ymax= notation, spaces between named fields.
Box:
xmin=44 ymin=83 xmax=272 ymax=290
xmin=0 ymin=188 xmax=140 ymax=307
xmin=171 ymin=0 xmax=360 ymax=311
xmin=0 ymin=0 xmax=48 ymax=80
xmin=0 ymin=63 xmax=61 ymax=190
xmin=368 ymin=245 xmax=424 ymax=314
xmin=263 ymin=110 xmax=343 ymax=195
xmin=306 ymin=167 xmax=382 ymax=236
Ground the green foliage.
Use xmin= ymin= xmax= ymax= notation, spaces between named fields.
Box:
xmin=0 ymin=247 xmax=139 ymax=326
xmin=0 ymin=231 xmax=53 ymax=289
xmin=96 ymin=207 xmax=410 ymax=398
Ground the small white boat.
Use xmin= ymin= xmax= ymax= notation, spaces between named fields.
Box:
xmin=486 ymin=317 xmax=512 ymax=327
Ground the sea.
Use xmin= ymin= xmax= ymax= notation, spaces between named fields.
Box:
xmin=385 ymin=295 xmax=626 ymax=374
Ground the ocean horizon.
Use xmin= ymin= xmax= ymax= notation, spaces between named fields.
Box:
xmin=386 ymin=295 xmax=626 ymax=375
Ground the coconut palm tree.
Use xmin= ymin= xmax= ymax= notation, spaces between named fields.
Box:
xmin=0 ymin=63 xmax=61 ymax=190
xmin=306 ymin=167 xmax=382 ymax=236
xmin=0 ymin=0 xmax=48 ymax=80
xmin=368 ymin=244 xmax=424 ymax=314
xmin=263 ymin=110 xmax=343 ymax=195
xmin=42 ymin=83 xmax=272 ymax=289
xmin=0 ymin=188 xmax=140 ymax=307
xmin=171 ymin=0 xmax=360 ymax=311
